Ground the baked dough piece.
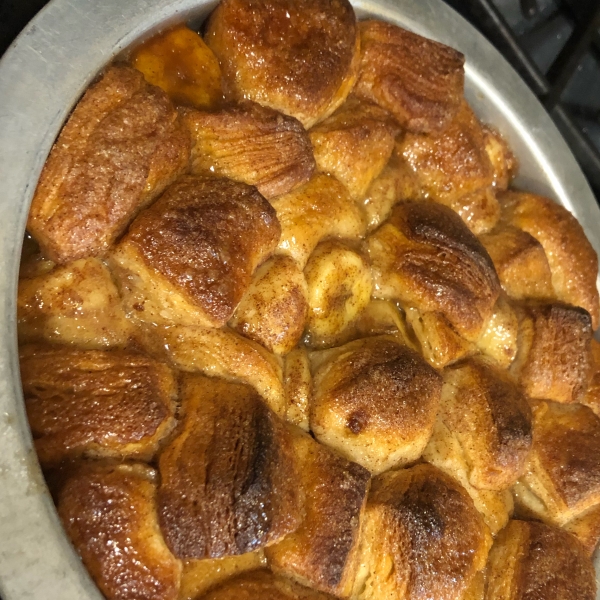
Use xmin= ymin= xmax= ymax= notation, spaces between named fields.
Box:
xmin=148 ymin=324 xmax=285 ymax=417
xmin=283 ymin=347 xmax=312 ymax=431
xmin=399 ymin=102 xmax=499 ymax=234
xmin=57 ymin=462 xmax=181 ymax=600
xmin=229 ymin=255 xmax=308 ymax=356
xmin=355 ymin=21 xmax=464 ymax=134
xmin=510 ymin=301 xmax=592 ymax=404
xmin=309 ymin=96 xmax=399 ymax=200
xmin=266 ymin=429 xmax=370 ymax=596
xmin=304 ymin=241 xmax=373 ymax=349
xmin=482 ymin=125 xmax=518 ymax=191
xmin=422 ymin=416 xmax=514 ymax=535
xmin=362 ymin=149 xmax=420 ymax=232
xmin=310 ymin=336 xmax=442 ymax=474
xmin=271 ymin=174 xmax=365 ymax=268
xmin=205 ymin=0 xmax=359 ymax=129
xmin=18 ymin=257 xmax=132 ymax=349
xmin=352 ymin=464 xmax=491 ymax=600
xmin=111 ymin=175 xmax=280 ymax=328
xmin=20 ymin=344 xmax=177 ymax=467
xmin=158 ymin=375 xmax=301 ymax=559
xmin=180 ymin=552 xmax=266 ymax=600
xmin=367 ymin=200 xmax=501 ymax=343
xmin=485 ymin=520 xmax=596 ymax=600
xmin=424 ymin=357 xmax=532 ymax=490
xmin=198 ymin=570 xmax=336 ymax=600
xmin=181 ymin=102 xmax=315 ymax=199
xmin=499 ymin=190 xmax=600 ymax=328
xmin=28 ymin=66 xmax=190 ymax=264
xmin=131 ymin=25 xmax=223 ymax=109
xmin=476 ymin=294 xmax=519 ymax=368
xmin=479 ymin=223 xmax=555 ymax=300
xmin=513 ymin=401 xmax=600 ymax=551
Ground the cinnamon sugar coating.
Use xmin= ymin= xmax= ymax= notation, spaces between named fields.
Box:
xmin=57 ymin=462 xmax=181 ymax=600
xmin=112 ymin=175 xmax=280 ymax=327
xmin=20 ymin=344 xmax=177 ymax=467
xmin=355 ymin=21 xmax=465 ymax=133
xmin=158 ymin=375 xmax=301 ymax=559
xmin=28 ymin=66 xmax=190 ymax=263
xmin=205 ymin=0 xmax=360 ymax=129
xmin=181 ymin=102 xmax=315 ymax=199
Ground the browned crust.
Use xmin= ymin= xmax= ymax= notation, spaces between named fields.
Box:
xmin=583 ymin=338 xmax=600 ymax=417
xmin=28 ymin=65 xmax=190 ymax=264
xmin=479 ymin=223 xmax=555 ymax=300
xmin=181 ymin=102 xmax=315 ymax=199
xmin=511 ymin=301 xmax=592 ymax=404
xmin=198 ymin=569 xmax=335 ymax=600
xmin=119 ymin=175 xmax=280 ymax=326
xmin=311 ymin=336 xmax=442 ymax=473
xmin=157 ymin=374 xmax=301 ymax=559
xmin=355 ymin=20 xmax=465 ymax=133
xmin=486 ymin=520 xmax=596 ymax=600
xmin=367 ymin=200 xmax=500 ymax=341
xmin=57 ymin=462 xmax=181 ymax=600
xmin=441 ymin=357 xmax=532 ymax=490
xmin=499 ymin=190 xmax=599 ymax=329
xmin=20 ymin=344 xmax=177 ymax=467
xmin=266 ymin=430 xmax=370 ymax=595
xmin=399 ymin=102 xmax=498 ymax=234
xmin=205 ymin=0 xmax=359 ymax=128
xmin=370 ymin=464 xmax=490 ymax=600
xmin=309 ymin=96 xmax=399 ymax=200
xmin=532 ymin=402 xmax=600 ymax=511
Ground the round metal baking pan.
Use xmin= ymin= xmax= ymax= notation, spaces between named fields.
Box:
xmin=0 ymin=0 xmax=599 ymax=598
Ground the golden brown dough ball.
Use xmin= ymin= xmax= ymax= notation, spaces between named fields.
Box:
xmin=229 ymin=255 xmax=308 ymax=356
xmin=272 ymin=174 xmax=366 ymax=269
xmin=144 ymin=324 xmax=286 ymax=417
xmin=499 ymin=190 xmax=600 ymax=328
xmin=57 ymin=462 xmax=182 ymax=600
xmin=205 ymin=0 xmax=360 ymax=129
xmin=513 ymin=401 xmax=600 ymax=553
xmin=485 ymin=520 xmax=596 ymax=600
xmin=20 ymin=344 xmax=177 ymax=467
xmin=131 ymin=25 xmax=223 ymax=109
xmin=309 ymin=96 xmax=399 ymax=200
xmin=352 ymin=464 xmax=491 ymax=600
xmin=198 ymin=570 xmax=336 ymax=600
xmin=181 ymin=101 xmax=315 ymax=199
xmin=266 ymin=429 xmax=370 ymax=596
xmin=479 ymin=223 xmax=556 ymax=301
xmin=367 ymin=200 xmax=501 ymax=344
xmin=158 ymin=375 xmax=301 ymax=559
xmin=399 ymin=102 xmax=499 ymax=234
xmin=18 ymin=257 xmax=132 ymax=349
xmin=310 ymin=335 xmax=442 ymax=474
xmin=354 ymin=20 xmax=465 ymax=134
xmin=424 ymin=356 xmax=532 ymax=491
xmin=304 ymin=240 xmax=373 ymax=349
xmin=510 ymin=301 xmax=592 ymax=404
xmin=28 ymin=66 xmax=190 ymax=264
xmin=362 ymin=149 xmax=420 ymax=232
xmin=111 ymin=175 xmax=280 ymax=328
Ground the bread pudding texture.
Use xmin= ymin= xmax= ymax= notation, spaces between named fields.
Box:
xmin=19 ymin=2 xmax=600 ymax=599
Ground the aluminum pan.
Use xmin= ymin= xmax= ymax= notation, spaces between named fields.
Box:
xmin=0 ymin=0 xmax=599 ymax=598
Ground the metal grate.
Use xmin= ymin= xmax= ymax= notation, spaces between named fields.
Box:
xmin=444 ymin=0 xmax=600 ymax=201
